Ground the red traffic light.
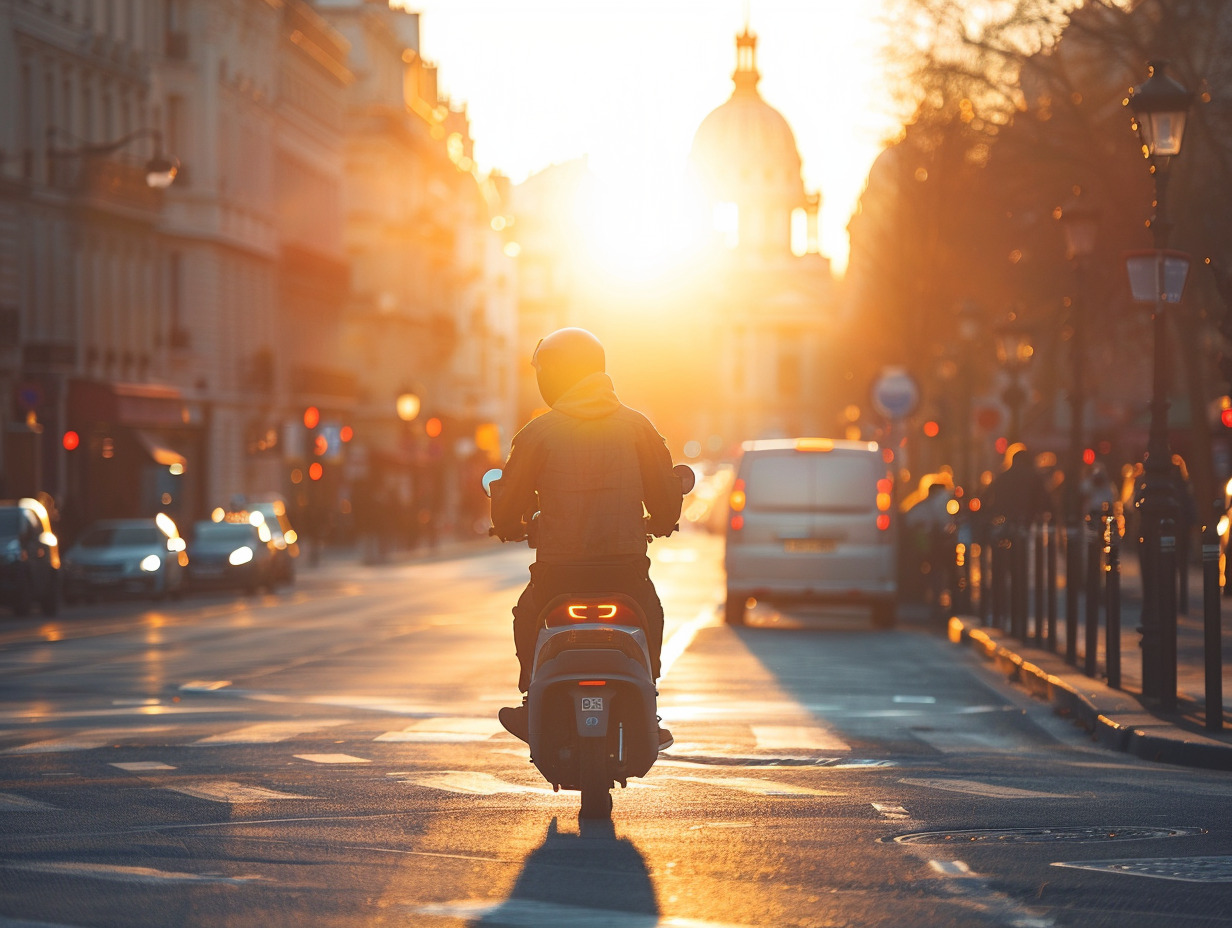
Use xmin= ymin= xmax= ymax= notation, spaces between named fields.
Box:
xmin=1221 ymin=408 xmax=1232 ymax=429
xmin=923 ymin=420 xmax=940 ymax=438
xmin=308 ymin=462 xmax=323 ymax=481
xmin=62 ymin=430 xmax=80 ymax=451
xmin=303 ymin=406 xmax=321 ymax=429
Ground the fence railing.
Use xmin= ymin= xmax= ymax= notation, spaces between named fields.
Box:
xmin=944 ymin=508 xmax=1223 ymax=731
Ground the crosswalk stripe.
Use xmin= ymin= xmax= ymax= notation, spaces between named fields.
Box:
xmin=295 ymin=754 xmax=370 ymax=764
xmin=397 ymin=771 xmax=555 ymax=795
xmin=376 ymin=717 xmax=505 ymax=743
xmin=1 ymin=727 xmax=172 ymax=755
xmin=668 ymin=775 xmax=841 ymax=797
xmin=899 ymin=777 xmax=1077 ymax=799
xmin=110 ymin=761 xmax=175 ymax=772
xmin=751 ymin=725 xmax=850 ymax=752
xmin=193 ymin=719 xmax=348 ymax=745
xmin=166 ymin=781 xmax=313 ymax=803
xmin=1 ymin=861 xmax=265 ymax=885
xmin=0 ymin=793 xmax=59 ymax=812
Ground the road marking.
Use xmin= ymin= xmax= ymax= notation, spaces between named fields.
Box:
xmin=659 ymin=608 xmax=717 ymax=678
xmin=752 ymin=725 xmax=850 ymax=752
xmin=668 ymin=776 xmax=841 ymax=797
xmin=1052 ymin=857 xmax=1232 ymax=882
xmin=376 ymin=717 xmax=505 ymax=743
xmin=179 ymin=680 xmax=232 ymax=692
xmin=110 ymin=761 xmax=175 ymax=771
xmin=295 ymin=753 xmax=370 ymax=764
xmin=910 ymin=730 xmax=1026 ymax=753
xmin=0 ymin=861 xmax=266 ymax=885
xmin=899 ymin=777 xmax=1077 ymax=800
xmin=193 ymin=719 xmax=348 ymax=744
xmin=872 ymin=802 xmax=911 ymax=820
xmin=416 ymin=899 xmax=755 ymax=927
xmin=929 ymin=859 xmax=977 ymax=878
xmin=397 ymin=771 xmax=555 ymax=796
xmin=893 ymin=695 xmax=937 ymax=704
xmin=0 ymin=793 xmax=58 ymax=812
xmin=1 ymin=727 xmax=172 ymax=755
xmin=166 ymin=781 xmax=313 ymax=803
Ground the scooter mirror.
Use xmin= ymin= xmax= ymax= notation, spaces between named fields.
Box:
xmin=674 ymin=463 xmax=697 ymax=495
xmin=481 ymin=468 xmax=504 ymax=498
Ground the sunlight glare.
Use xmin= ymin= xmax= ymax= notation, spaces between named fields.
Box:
xmin=576 ymin=167 xmax=707 ymax=283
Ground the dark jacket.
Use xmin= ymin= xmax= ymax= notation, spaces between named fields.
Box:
xmin=491 ymin=372 xmax=681 ymax=564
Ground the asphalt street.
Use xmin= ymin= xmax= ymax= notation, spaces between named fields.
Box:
xmin=0 ymin=531 xmax=1231 ymax=927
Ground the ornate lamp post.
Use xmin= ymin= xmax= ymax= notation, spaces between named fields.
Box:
xmin=994 ymin=317 xmax=1034 ymax=445
xmin=1056 ymin=198 xmax=1099 ymax=658
xmin=1125 ymin=60 xmax=1194 ymax=709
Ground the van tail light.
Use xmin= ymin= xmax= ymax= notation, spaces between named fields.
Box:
xmin=876 ymin=476 xmax=893 ymax=532
xmin=729 ymin=479 xmax=746 ymax=512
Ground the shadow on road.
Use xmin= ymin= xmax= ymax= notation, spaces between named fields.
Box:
xmin=476 ymin=816 xmax=659 ymax=926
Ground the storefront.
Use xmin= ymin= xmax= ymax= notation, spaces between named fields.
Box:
xmin=63 ymin=380 xmax=205 ymax=539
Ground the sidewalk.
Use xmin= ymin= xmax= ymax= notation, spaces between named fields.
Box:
xmin=948 ymin=554 xmax=1232 ymax=771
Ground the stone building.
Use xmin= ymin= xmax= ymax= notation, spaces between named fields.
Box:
xmin=0 ymin=0 xmax=515 ymax=542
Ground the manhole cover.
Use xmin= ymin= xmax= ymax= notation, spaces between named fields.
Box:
xmin=661 ymin=754 xmax=893 ymax=768
xmin=1052 ymin=856 xmax=1232 ymax=883
xmin=889 ymin=825 xmax=1206 ymax=845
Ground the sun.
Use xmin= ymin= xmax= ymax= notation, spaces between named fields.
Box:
xmin=574 ymin=166 xmax=709 ymax=286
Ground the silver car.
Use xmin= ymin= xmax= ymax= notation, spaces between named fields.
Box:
xmin=723 ymin=439 xmax=898 ymax=628
xmin=64 ymin=515 xmax=188 ymax=602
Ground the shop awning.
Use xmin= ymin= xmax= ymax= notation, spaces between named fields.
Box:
xmin=135 ymin=430 xmax=188 ymax=469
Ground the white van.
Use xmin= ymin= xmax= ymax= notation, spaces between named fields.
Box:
xmin=723 ymin=438 xmax=897 ymax=627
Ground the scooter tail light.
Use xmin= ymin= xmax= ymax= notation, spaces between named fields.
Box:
xmin=578 ymin=680 xmax=607 ymax=686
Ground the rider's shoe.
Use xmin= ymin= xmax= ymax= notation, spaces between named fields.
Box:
xmin=657 ymin=726 xmax=674 ymax=751
xmin=499 ymin=704 xmax=529 ymax=743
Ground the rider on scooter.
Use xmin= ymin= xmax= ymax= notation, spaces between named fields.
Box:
xmin=491 ymin=327 xmax=684 ymax=746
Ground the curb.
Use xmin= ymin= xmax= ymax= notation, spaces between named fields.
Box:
xmin=947 ymin=615 xmax=1232 ymax=773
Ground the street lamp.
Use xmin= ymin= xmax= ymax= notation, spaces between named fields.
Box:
xmin=46 ymin=127 xmax=179 ymax=189
xmin=395 ymin=392 xmax=421 ymax=423
xmin=1124 ymin=59 xmax=1194 ymax=710
xmin=994 ymin=317 xmax=1034 ymax=444
xmin=1056 ymin=197 xmax=1100 ymax=660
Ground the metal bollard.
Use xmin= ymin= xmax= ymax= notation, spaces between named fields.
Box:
xmin=1104 ymin=513 xmax=1121 ymax=690
xmin=1158 ymin=519 xmax=1178 ymax=713
xmin=1046 ymin=517 xmax=1058 ymax=652
xmin=1085 ymin=513 xmax=1102 ymax=677
xmin=1202 ymin=515 xmax=1224 ymax=731
xmin=1033 ymin=520 xmax=1045 ymax=647
xmin=1065 ymin=524 xmax=1080 ymax=665
xmin=1011 ymin=527 xmax=1029 ymax=640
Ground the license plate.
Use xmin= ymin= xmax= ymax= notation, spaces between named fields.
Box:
xmin=783 ymin=538 xmax=834 ymax=553
xmin=581 ymin=696 xmax=605 ymax=711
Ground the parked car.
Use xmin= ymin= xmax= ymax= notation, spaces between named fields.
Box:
xmin=0 ymin=497 xmax=61 ymax=616
xmin=225 ymin=498 xmax=299 ymax=584
xmin=723 ymin=438 xmax=898 ymax=628
xmin=187 ymin=517 xmax=277 ymax=594
xmin=63 ymin=515 xmax=187 ymax=602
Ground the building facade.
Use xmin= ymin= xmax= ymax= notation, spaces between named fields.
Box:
xmin=0 ymin=0 xmax=515 ymax=542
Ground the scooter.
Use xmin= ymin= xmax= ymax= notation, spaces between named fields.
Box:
xmin=482 ymin=463 xmax=695 ymax=819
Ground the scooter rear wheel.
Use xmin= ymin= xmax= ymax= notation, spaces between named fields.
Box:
xmin=578 ymin=738 xmax=612 ymax=820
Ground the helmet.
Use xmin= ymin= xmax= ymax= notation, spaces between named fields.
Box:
xmin=532 ymin=327 xmax=605 ymax=406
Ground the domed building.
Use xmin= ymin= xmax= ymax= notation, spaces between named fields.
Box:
xmin=689 ymin=28 xmax=811 ymax=257
xmin=683 ymin=27 xmax=838 ymax=447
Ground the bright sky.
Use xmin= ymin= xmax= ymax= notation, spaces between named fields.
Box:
xmin=402 ymin=1 xmax=902 ymax=275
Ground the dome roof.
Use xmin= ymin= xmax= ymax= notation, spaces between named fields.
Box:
xmin=688 ymin=29 xmax=805 ymax=205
